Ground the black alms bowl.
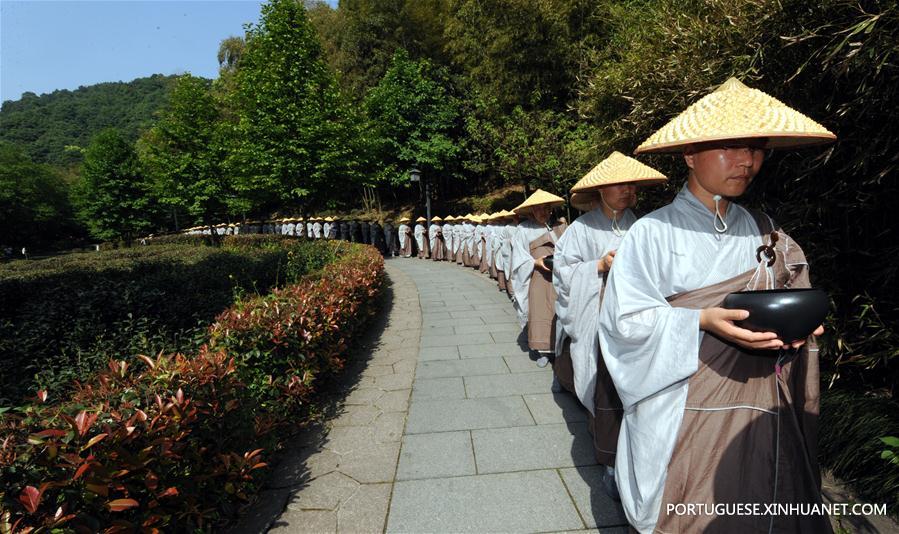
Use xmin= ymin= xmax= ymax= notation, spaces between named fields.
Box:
xmin=722 ymin=288 xmax=829 ymax=343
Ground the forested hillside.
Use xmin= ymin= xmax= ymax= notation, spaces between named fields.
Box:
xmin=0 ymin=74 xmax=177 ymax=166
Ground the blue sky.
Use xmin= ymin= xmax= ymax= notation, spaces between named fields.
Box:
xmin=1 ymin=0 xmax=337 ymax=104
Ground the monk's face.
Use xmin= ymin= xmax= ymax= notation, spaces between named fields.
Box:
xmin=531 ymin=205 xmax=552 ymax=224
xmin=600 ymin=183 xmax=638 ymax=211
xmin=683 ymin=138 xmax=766 ymax=198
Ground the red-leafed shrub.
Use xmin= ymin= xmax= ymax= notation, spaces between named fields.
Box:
xmin=0 ymin=243 xmax=384 ymax=532
xmin=208 ymin=244 xmax=384 ymax=420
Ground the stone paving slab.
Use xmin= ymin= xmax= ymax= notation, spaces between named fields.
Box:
xmin=504 ymin=354 xmax=548 ymax=373
xmin=525 ymin=392 xmax=591 ymax=424
xmin=459 ymin=341 xmax=529 ymax=359
xmin=396 ymin=430 xmax=476 ymax=480
xmin=559 ymin=466 xmax=630 ymax=528
xmin=386 ymin=470 xmax=585 ymax=532
xmin=415 ymin=357 xmax=509 ymax=378
xmin=412 ymin=377 xmax=466 ymax=400
xmin=472 ymin=422 xmax=595 ymax=473
xmin=418 ymin=345 xmax=461 ymax=361
xmin=420 ymin=332 xmax=495 ymax=347
xmin=406 ymin=396 xmax=535 ymax=433
xmin=464 ymin=370 xmax=554 ymax=398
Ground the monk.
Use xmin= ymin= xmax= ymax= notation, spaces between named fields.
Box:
xmin=510 ymin=190 xmax=567 ymax=368
xmin=398 ymin=217 xmax=413 ymax=257
xmin=552 ymin=153 xmax=667 ymax=498
xmin=442 ymin=216 xmax=455 ymax=260
xmin=429 ymin=216 xmax=446 ymax=260
xmin=414 ymin=217 xmax=429 ymax=259
xmin=598 ymin=78 xmax=835 ymax=533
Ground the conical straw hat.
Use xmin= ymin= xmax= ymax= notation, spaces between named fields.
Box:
xmin=571 ymin=152 xmax=667 ymax=192
xmin=415 ymin=216 xmax=426 ymax=222
xmin=513 ymin=189 xmax=565 ymax=215
xmin=635 ymin=78 xmax=836 ymax=154
xmin=445 ymin=215 xmax=456 ymax=221
xmin=431 ymin=216 xmax=443 ymax=222
xmin=399 ymin=217 xmax=410 ymax=223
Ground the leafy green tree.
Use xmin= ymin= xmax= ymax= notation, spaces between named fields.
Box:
xmin=139 ymin=75 xmax=231 ymax=229
xmin=0 ymin=142 xmax=79 ymax=248
xmin=71 ymin=129 xmax=156 ymax=243
xmin=364 ymin=49 xmax=462 ymax=188
xmin=228 ymin=0 xmax=364 ymax=213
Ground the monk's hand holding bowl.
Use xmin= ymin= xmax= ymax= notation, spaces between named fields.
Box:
xmin=786 ymin=325 xmax=825 ymax=350
xmin=699 ymin=307 xmax=784 ymax=350
xmin=597 ymin=250 xmax=616 ymax=273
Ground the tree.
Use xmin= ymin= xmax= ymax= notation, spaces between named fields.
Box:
xmin=139 ymin=75 xmax=231 ymax=229
xmin=71 ymin=129 xmax=156 ymax=243
xmin=0 ymin=142 xmax=79 ymax=248
xmin=364 ymin=49 xmax=462 ymax=188
xmin=228 ymin=0 xmax=364 ymax=213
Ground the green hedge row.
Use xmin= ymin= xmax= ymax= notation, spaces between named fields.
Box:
xmin=0 ymin=243 xmax=384 ymax=531
xmin=0 ymin=236 xmax=330 ymax=404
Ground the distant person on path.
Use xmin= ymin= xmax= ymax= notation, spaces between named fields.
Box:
xmin=453 ymin=215 xmax=466 ymax=264
xmin=398 ymin=217 xmax=413 ymax=257
xmin=371 ymin=221 xmax=386 ymax=255
xmin=414 ymin=217 xmax=429 ymax=258
xmin=429 ymin=216 xmax=445 ymax=260
xmin=312 ymin=218 xmax=323 ymax=239
xmin=442 ymin=216 xmax=455 ymax=260
xmin=384 ymin=220 xmax=398 ymax=256
xmin=510 ymin=190 xmax=567 ymax=368
xmin=328 ymin=217 xmax=339 ymax=239
xmin=598 ymin=78 xmax=834 ymax=533
xmin=339 ymin=219 xmax=350 ymax=241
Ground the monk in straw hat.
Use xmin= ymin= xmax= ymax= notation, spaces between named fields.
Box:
xmin=398 ymin=217 xmax=414 ymax=257
xmin=429 ymin=216 xmax=446 ymax=260
xmin=453 ymin=215 xmax=467 ymax=264
xmin=442 ymin=216 xmax=456 ymax=259
xmin=414 ymin=217 xmax=429 ymax=259
xmin=597 ymin=78 xmax=836 ymax=533
xmin=510 ymin=190 xmax=568 ymax=367
xmin=551 ymin=152 xmax=667 ymax=499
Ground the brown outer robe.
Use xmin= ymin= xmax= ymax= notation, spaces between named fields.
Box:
xmin=526 ymin=222 xmax=567 ymax=351
xmin=653 ymin=214 xmax=830 ymax=534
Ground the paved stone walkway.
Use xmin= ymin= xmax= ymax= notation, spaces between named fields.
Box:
xmin=385 ymin=258 xmax=627 ymax=533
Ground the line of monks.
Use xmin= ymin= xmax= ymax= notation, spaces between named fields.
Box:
xmin=404 ymin=79 xmax=838 ymax=533
xmin=175 ymin=78 xmax=837 ymax=532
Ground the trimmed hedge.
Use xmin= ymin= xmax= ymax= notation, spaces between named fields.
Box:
xmin=0 ymin=236 xmax=320 ymax=403
xmin=0 ymin=243 xmax=384 ymax=531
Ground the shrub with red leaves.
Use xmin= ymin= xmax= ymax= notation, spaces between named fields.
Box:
xmin=0 ymin=243 xmax=384 ymax=532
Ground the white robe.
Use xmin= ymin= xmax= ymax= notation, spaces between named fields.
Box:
xmin=312 ymin=222 xmax=323 ymax=239
xmin=306 ymin=223 xmax=313 ymax=237
xmin=428 ymin=224 xmax=440 ymax=248
xmin=465 ymin=223 xmax=477 ymax=257
xmin=452 ymin=224 xmax=463 ymax=254
xmin=500 ymin=224 xmax=517 ymax=279
xmin=491 ymin=224 xmax=504 ymax=269
xmin=398 ymin=224 xmax=410 ymax=250
xmin=509 ymin=219 xmax=553 ymax=328
xmin=323 ymin=222 xmax=331 ymax=238
xmin=598 ymin=186 xmax=776 ymax=533
xmin=413 ymin=224 xmax=426 ymax=251
xmin=443 ymin=223 xmax=454 ymax=253
xmin=553 ymin=207 xmax=636 ymax=413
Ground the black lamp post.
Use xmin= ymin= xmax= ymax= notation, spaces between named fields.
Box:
xmin=409 ymin=168 xmax=431 ymax=223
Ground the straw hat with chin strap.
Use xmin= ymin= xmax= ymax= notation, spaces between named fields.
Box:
xmin=635 ymin=77 xmax=837 ymax=154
